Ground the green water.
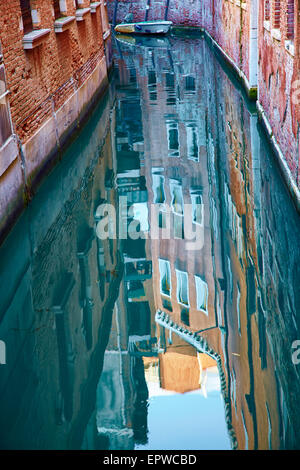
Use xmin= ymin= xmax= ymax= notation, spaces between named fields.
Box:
xmin=0 ymin=34 xmax=299 ymax=450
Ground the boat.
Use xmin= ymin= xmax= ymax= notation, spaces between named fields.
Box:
xmin=114 ymin=20 xmax=172 ymax=35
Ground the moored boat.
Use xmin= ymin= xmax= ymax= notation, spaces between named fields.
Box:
xmin=114 ymin=20 xmax=172 ymax=35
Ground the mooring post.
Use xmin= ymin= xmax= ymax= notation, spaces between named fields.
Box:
xmin=145 ymin=0 xmax=151 ymax=21
xmin=165 ymin=0 xmax=170 ymax=20
xmin=113 ymin=0 xmax=118 ymax=26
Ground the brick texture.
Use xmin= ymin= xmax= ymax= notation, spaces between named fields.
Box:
xmin=0 ymin=0 xmax=105 ymax=143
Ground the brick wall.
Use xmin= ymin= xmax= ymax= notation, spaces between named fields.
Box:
xmin=0 ymin=0 xmax=105 ymax=143
xmin=108 ymin=0 xmax=203 ymax=26
xmin=258 ymin=0 xmax=300 ymax=186
xmin=0 ymin=1 xmax=111 ymax=242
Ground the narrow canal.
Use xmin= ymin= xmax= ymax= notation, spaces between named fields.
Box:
xmin=0 ymin=33 xmax=299 ymax=450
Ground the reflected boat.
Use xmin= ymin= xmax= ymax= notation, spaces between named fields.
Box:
xmin=116 ymin=34 xmax=171 ymax=49
xmin=114 ymin=21 xmax=173 ymax=35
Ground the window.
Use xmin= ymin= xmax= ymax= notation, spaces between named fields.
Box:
xmin=152 ymin=171 xmax=165 ymax=204
xmin=0 ymin=66 xmax=12 ymax=147
xmin=287 ymin=0 xmax=295 ymax=40
xmin=53 ymin=0 xmax=61 ymax=19
xmin=176 ymin=270 xmax=189 ymax=306
xmin=169 ymin=179 xmax=184 ymax=215
xmin=190 ymin=190 xmax=203 ymax=226
xmin=20 ymin=0 xmax=33 ymax=34
xmin=166 ymin=120 xmax=179 ymax=157
xmin=181 ymin=308 xmax=190 ymax=326
xmin=186 ymin=124 xmax=199 ymax=161
xmin=162 ymin=297 xmax=173 ymax=312
xmin=185 ymin=75 xmax=195 ymax=92
xmin=159 ymin=259 xmax=171 ymax=297
xmin=195 ymin=275 xmax=208 ymax=314
xmin=273 ymin=0 xmax=281 ymax=29
xmin=173 ymin=213 xmax=184 ymax=239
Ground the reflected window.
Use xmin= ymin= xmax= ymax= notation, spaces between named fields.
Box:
xmin=152 ymin=171 xmax=165 ymax=204
xmin=127 ymin=280 xmax=145 ymax=300
xmin=190 ymin=190 xmax=203 ymax=226
xmin=125 ymin=260 xmax=152 ymax=280
xmin=162 ymin=297 xmax=173 ymax=312
xmin=195 ymin=275 xmax=208 ymax=314
xmin=173 ymin=213 xmax=184 ymax=239
xmin=148 ymin=70 xmax=156 ymax=86
xmin=181 ymin=307 xmax=190 ymax=326
xmin=166 ymin=120 xmax=179 ymax=157
xmin=165 ymin=73 xmax=175 ymax=89
xmin=158 ymin=209 xmax=167 ymax=229
xmin=159 ymin=259 xmax=171 ymax=297
xmin=169 ymin=179 xmax=184 ymax=215
xmin=176 ymin=269 xmax=189 ymax=306
xmin=185 ymin=75 xmax=195 ymax=92
xmin=148 ymin=71 xmax=157 ymax=101
xmin=187 ymin=124 xmax=199 ymax=161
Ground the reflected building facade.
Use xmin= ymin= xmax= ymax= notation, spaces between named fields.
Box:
xmin=114 ymin=35 xmax=300 ymax=450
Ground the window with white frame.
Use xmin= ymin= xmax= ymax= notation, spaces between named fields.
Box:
xmin=169 ymin=179 xmax=184 ymax=215
xmin=152 ymin=171 xmax=166 ymax=204
xmin=190 ymin=190 xmax=203 ymax=226
xmin=176 ymin=270 xmax=189 ymax=306
xmin=195 ymin=275 xmax=208 ymax=314
xmin=159 ymin=259 xmax=171 ymax=297
xmin=166 ymin=120 xmax=180 ymax=157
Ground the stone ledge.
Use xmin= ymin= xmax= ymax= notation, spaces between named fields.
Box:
xmin=90 ymin=2 xmax=101 ymax=13
xmin=22 ymin=29 xmax=51 ymax=50
xmin=256 ymin=101 xmax=300 ymax=214
xmin=54 ymin=16 xmax=75 ymax=33
xmin=75 ymin=8 xmax=91 ymax=21
xmin=271 ymin=28 xmax=281 ymax=41
xmin=285 ymin=40 xmax=295 ymax=57
xmin=103 ymin=30 xmax=111 ymax=40
xmin=0 ymin=135 xmax=19 ymax=177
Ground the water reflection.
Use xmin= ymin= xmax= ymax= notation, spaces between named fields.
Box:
xmin=0 ymin=34 xmax=300 ymax=450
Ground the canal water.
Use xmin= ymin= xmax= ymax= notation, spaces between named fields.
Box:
xmin=0 ymin=33 xmax=300 ymax=450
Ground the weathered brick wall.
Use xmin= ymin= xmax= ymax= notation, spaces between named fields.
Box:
xmin=108 ymin=0 xmax=203 ymax=26
xmin=0 ymin=1 xmax=111 ymax=242
xmin=0 ymin=0 xmax=105 ymax=143
xmin=258 ymin=0 xmax=300 ymax=186
xmin=201 ymin=0 xmax=251 ymax=90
